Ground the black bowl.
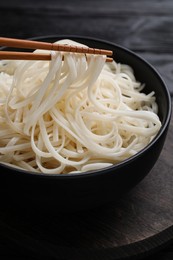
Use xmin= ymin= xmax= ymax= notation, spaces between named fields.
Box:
xmin=0 ymin=36 xmax=171 ymax=211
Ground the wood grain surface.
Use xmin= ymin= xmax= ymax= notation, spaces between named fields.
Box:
xmin=0 ymin=0 xmax=173 ymax=259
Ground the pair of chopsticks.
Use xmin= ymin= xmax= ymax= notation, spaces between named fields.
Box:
xmin=0 ymin=37 xmax=113 ymax=62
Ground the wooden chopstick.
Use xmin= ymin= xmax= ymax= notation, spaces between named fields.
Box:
xmin=0 ymin=51 xmax=51 ymax=61
xmin=0 ymin=37 xmax=113 ymax=61
xmin=0 ymin=51 xmax=113 ymax=62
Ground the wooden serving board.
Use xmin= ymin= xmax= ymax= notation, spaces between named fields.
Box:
xmin=0 ymin=103 xmax=172 ymax=260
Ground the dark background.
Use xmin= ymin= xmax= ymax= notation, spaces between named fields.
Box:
xmin=0 ymin=0 xmax=173 ymax=259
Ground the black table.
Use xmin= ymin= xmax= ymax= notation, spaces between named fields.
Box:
xmin=0 ymin=1 xmax=173 ymax=259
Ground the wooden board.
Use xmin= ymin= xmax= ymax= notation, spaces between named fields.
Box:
xmin=0 ymin=103 xmax=172 ymax=260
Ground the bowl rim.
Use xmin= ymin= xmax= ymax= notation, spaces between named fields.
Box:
xmin=0 ymin=35 xmax=172 ymax=179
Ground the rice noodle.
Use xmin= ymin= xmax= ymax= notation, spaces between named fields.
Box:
xmin=0 ymin=39 xmax=161 ymax=174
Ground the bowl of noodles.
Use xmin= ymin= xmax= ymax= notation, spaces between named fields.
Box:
xmin=0 ymin=36 xmax=171 ymax=211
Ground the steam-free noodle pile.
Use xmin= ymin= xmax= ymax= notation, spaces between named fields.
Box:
xmin=0 ymin=40 xmax=161 ymax=174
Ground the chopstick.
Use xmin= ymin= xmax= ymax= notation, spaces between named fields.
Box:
xmin=0 ymin=37 xmax=113 ymax=62
xmin=0 ymin=51 xmax=51 ymax=61
xmin=0 ymin=51 xmax=113 ymax=62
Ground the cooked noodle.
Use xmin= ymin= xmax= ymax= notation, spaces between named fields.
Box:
xmin=0 ymin=40 xmax=161 ymax=174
